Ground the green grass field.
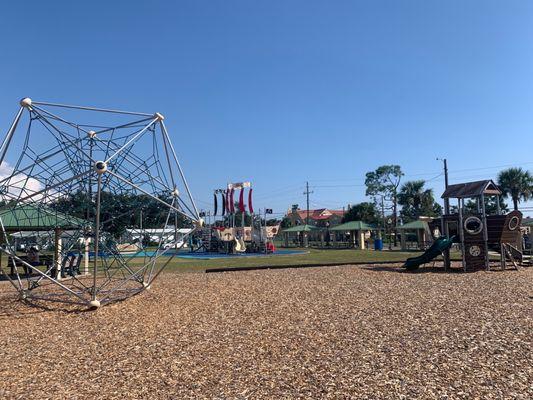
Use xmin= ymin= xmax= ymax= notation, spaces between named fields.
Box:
xmin=150 ymin=248 xmax=425 ymax=273
xmin=3 ymin=247 xmax=463 ymax=276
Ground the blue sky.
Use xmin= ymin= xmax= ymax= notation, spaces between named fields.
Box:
xmin=1 ymin=1 xmax=533 ymax=217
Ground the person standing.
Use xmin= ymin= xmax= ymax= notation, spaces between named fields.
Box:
xmin=26 ymin=246 xmax=40 ymax=275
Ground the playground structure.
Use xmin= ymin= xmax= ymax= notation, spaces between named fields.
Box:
xmin=404 ymin=180 xmax=524 ymax=271
xmin=195 ymin=181 xmax=280 ymax=254
xmin=0 ymin=98 xmax=200 ymax=308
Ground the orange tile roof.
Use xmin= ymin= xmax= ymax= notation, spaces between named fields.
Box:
xmin=294 ymin=209 xmax=345 ymax=221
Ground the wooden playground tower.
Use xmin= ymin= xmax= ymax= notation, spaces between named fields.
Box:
xmin=440 ymin=180 xmax=523 ymax=271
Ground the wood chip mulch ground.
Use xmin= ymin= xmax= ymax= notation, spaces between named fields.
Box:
xmin=0 ymin=264 xmax=532 ymax=399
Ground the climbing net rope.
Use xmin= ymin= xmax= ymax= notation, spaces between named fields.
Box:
xmin=0 ymin=98 xmax=200 ymax=308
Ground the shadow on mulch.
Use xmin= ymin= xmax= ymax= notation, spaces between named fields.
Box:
xmin=0 ymin=295 xmax=47 ymax=319
xmin=0 ymin=286 xmax=147 ymax=317
xmin=358 ymin=265 xmax=456 ymax=274
xmin=361 ymin=262 xmax=518 ymax=274
xmin=0 ymin=273 xmax=35 ymax=282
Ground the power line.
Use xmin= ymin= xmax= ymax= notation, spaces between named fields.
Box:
xmin=311 ymin=183 xmax=367 ymax=188
xmin=447 ymin=161 xmax=533 ymax=174
xmin=196 ymin=160 xmax=533 ymax=212
xmin=290 ymin=160 xmax=533 ymax=187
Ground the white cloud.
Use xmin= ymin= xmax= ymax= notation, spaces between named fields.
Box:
xmin=0 ymin=161 xmax=46 ymax=202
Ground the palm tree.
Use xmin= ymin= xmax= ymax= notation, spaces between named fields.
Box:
xmin=497 ymin=168 xmax=533 ymax=211
xmin=398 ymin=180 xmax=441 ymax=222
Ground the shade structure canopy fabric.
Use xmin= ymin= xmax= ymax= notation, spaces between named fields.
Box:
xmin=0 ymin=204 xmax=88 ymax=232
xmin=330 ymin=221 xmax=378 ymax=231
xmin=283 ymin=224 xmax=320 ymax=233
xmin=441 ymin=180 xmax=502 ymax=199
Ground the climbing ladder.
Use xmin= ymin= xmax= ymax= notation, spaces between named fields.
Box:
xmin=198 ymin=228 xmax=214 ymax=252
xmin=500 ymin=243 xmax=522 ymax=270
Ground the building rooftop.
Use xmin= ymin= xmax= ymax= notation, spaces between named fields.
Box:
xmin=293 ymin=208 xmax=345 ymax=221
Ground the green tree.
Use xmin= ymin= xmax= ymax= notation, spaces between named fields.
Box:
xmin=497 ymin=167 xmax=533 ymax=211
xmin=51 ymin=189 xmax=92 ymax=219
xmin=342 ymin=202 xmax=379 ymax=224
xmin=280 ymin=216 xmax=291 ymax=229
xmin=223 ymin=202 xmax=252 ymax=226
xmin=51 ymin=190 xmax=191 ymax=239
xmin=397 ymin=180 xmax=442 ymax=222
xmin=463 ymin=197 xmax=508 ymax=215
xmin=365 ymin=165 xmax=403 ymax=244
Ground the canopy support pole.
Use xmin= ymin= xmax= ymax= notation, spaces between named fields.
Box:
xmin=54 ymin=228 xmax=63 ymax=280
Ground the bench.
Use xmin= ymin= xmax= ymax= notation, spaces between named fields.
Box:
xmin=8 ymin=255 xmax=54 ymax=275
xmin=7 ymin=254 xmax=82 ymax=278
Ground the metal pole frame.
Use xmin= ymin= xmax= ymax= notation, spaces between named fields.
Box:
xmin=160 ymin=121 xmax=200 ymax=219
xmin=458 ymin=197 xmax=466 ymax=272
xmin=92 ymin=173 xmax=103 ymax=301
xmin=0 ymin=248 xmax=89 ymax=304
xmin=0 ymin=107 xmax=25 ymax=166
xmin=105 ymin=117 xmax=159 ymax=163
xmin=31 ymin=101 xmax=154 ymax=117
xmin=107 ymin=170 xmax=197 ymax=222
xmin=480 ymin=193 xmax=490 ymax=271
xmin=0 ymin=99 xmax=200 ymax=309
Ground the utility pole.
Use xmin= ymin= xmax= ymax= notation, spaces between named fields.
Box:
xmin=437 ymin=158 xmax=450 ymax=213
xmin=381 ymin=195 xmax=385 ymax=240
xmin=437 ymin=158 xmax=451 ymax=270
xmin=303 ymin=181 xmax=313 ymax=225
xmin=443 ymin=158 xmax=449 ymax=189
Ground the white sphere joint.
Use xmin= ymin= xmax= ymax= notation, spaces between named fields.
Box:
xmin=89 ymin=300 xmax=101 ymax=309
xmin=154 ymin=112 xmax=165 ymax=121
xmin=20 ymin=97 xmax=32 ymax=108
xmin=94 ymin=161 xmax=108 ymax=174
xmin=172 ymin=188 xmax=180 ymax=197
xmin=88 ymin=130 xmax=97 ymax=139
xmin=143 ymin=281 xmax=151 ymax=290
xmin=195 ymin=218 xmax=205 ymax=228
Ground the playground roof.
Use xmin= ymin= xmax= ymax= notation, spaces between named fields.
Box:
xmin=283 ymin=224 xmax=320 ymax=233
xmin=396 ymin=220 xmax=428 ymax=230
xmin=330 ymin=221 xmax=378 ymax=231
xmin=0 ymin=204 xmax=88 ymax=231
xmin=441 ymin=180 xmax=501 ymax=199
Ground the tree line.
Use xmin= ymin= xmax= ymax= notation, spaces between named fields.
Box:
xmin=50 ymin=190 xmax=191 ymax=238
xmin=343 ymin=166 xmax=533 ymax=234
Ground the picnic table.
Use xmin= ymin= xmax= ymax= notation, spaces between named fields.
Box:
xmin=7 ymin=254 xmax=54 ymax=275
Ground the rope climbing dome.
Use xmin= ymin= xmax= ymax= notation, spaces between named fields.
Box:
xmin=0 ymin=98 xmax=201 ymax=309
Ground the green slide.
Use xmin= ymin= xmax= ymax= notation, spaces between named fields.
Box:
xmin=403 ymin=236 xmax=455 ymax=270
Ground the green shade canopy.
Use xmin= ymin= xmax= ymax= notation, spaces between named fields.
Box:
xmin=0 ymin=204 xmax=88 ymax=231
xmin=330 ymin=221 xmax=378 ymax=231
xmin=283 ymin=224 xmax=320 ymax=233
xmin=396 ymin=220 xmax=428 ymax=230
